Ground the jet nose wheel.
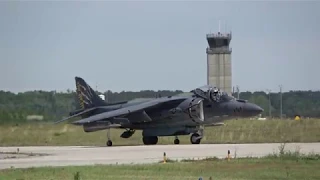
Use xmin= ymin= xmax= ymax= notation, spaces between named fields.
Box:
xmin=190 ymin=133 xmax=201 ymax=144
xmin=106 ymin=140 xmax=112 ymax=146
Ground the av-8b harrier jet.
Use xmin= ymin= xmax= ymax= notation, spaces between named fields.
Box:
xmin=56 ymin=77 xmax=263 ymax=146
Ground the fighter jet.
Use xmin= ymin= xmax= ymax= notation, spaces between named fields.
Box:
xmin=56 ymin=77 xmax=263 ymax=146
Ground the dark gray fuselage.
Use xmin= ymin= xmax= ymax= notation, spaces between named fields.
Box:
xmin=82 ymin=93 xmax=263 ymax=137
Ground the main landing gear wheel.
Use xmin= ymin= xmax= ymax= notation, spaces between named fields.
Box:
xmin=174 ymin=136 xmax=180 ymax=144
xmin=190 ymin=133 xmax=202 ymax=144
xmin=142 ymin=136 xmax=158 ymax=145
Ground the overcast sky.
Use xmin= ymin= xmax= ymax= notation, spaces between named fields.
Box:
xmin=0 ymin=1 xmax=319 ymax=93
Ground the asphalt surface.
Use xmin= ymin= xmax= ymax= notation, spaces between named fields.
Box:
xmin=1 ymin=143 xmax=320 ymax=169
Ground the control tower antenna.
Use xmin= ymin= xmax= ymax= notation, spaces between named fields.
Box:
xmin=219 ymin=20 xmax=221 ymax=32
xmin=224 ymin=20 xmax=227 ymax=33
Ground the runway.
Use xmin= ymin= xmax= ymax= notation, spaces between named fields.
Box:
xmin=1 ymin=143 xmax=320 ymax=170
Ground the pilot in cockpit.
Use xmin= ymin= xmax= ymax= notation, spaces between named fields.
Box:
xmin=212 ymin=87 xmax=219 ymax=95
xmin=209 ymin=87 xmax=221 ymax=102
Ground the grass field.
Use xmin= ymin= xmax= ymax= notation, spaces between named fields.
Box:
xmin=1 ymin=151 xmax=319 ymax=180
xmin=0 ymin=118 xmax=319 ymax=146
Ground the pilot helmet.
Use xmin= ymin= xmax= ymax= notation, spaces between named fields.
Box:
xmin=213 ymin=87 xmax=219 ymax=94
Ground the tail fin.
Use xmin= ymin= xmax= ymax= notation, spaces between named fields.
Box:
xmin=75 ymin=76 xmax=108 ymax=109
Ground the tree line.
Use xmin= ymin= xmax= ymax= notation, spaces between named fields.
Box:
xmin=0 ymin=89 xmax=319 ymax=123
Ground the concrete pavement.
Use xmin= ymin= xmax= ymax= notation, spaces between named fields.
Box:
xmin=1 ymin=143 xmax=319 ymax=169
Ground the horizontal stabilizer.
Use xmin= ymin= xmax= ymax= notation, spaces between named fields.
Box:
xmin=54 ymin=106 xmax=108 ymax=124
xmin=212 ymin=122 xmax=225 ymax=126
xmin=205 ymin=122 xmax=225 ymax=127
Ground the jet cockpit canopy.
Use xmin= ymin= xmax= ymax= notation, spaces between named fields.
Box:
xmin=191 ymin=85 xmax=234 ymax=102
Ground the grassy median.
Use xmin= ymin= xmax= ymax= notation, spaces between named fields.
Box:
xmin=0 ymin=151 xmax=319 ymax=180
xmin=0 ymin=118 xmax=319 ymax=146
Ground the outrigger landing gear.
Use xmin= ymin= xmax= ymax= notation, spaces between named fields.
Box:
xmin=106 ymin=128 xmax=112 ymax=146
xmin=174 ymin=136 xmax=180 ymax=144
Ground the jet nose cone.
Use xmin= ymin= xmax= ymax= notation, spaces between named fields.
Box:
xmin=246 ymin=103 xmax=264 ymax=115
xmin=255 ymin=105 xmax=264 ymax=113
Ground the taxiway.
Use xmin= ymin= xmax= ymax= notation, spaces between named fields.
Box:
xmin=1 ymin=143 xmax=320 ymax=169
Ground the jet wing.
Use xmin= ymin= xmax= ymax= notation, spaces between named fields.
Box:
xmin=71 ymin=96 xmax=187 ymax=125
xmin=54 ymin=106 xmax=110 ymax=124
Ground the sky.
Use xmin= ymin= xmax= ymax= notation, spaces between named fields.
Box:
xmin=0 ymin=1 xmax=319 ymax=93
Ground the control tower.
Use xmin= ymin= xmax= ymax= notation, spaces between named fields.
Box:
xmin=206 ymin=31 xmax=232 ymax=95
